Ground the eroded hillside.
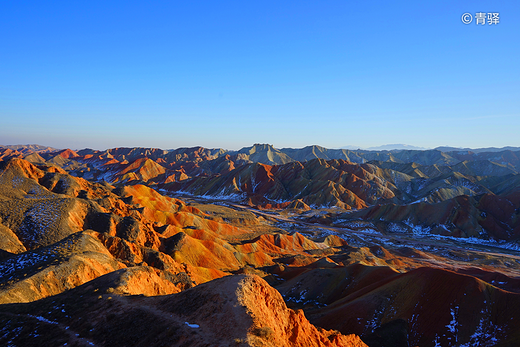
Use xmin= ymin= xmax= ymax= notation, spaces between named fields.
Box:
xmin=0 ymin=145 xmax=519 ymax=346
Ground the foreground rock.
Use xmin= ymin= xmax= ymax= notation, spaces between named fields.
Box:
xmin=0 ymin=274 xmax=367 ymax=347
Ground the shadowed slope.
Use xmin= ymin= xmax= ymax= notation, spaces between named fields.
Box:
xmin=338 ymin=192 xmax=520 ymax=241
xmin=162 ymin=159 xmax=397 ymax=209
xmin=0 ymin=274 xmax=367 ymax=347
xmin=309 ymin=266 xmax=520 ymax=347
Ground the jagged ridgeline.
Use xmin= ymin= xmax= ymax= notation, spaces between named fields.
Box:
xmin=3 ymin=143 xmax=518 ymax=242
xmin=0 ymin=144 xmax=519 ymax=346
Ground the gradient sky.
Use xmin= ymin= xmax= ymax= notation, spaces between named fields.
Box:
xmin=1 ymin=1 xmax=519 ymax=150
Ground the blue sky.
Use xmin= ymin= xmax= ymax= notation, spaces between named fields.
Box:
xmin=1 ymin=1 xmax=519 ymax=150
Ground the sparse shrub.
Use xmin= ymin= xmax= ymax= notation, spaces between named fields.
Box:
xmin=251 ymin=326 xmax=273 ymax=339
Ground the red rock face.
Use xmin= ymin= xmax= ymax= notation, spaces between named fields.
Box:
xmin=309 ymin=266 xmax=520 ymax=347
xmin=55 ymin=148 xmax=80 ymax=159
xmin=161 ymin=159 xmax=397 ymax=210
xmin=0 ymin=148 xmax=24 ymax=161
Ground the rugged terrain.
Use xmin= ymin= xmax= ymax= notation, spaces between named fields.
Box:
xmin=1 ymin=144 xmax=519 ymax=346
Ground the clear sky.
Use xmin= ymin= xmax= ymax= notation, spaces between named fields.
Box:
xmin=1 ymin=1 xmax=519 ymax=150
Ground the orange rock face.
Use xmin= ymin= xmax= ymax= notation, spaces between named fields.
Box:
xmin=237 ymin=275 xmax=368 ymax=347
xmin=0 ymin=274 xmax=367 ymax=347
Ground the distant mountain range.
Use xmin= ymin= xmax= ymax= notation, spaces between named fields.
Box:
xmin=342 ymin=144 xmax=520 ymax=152
xmin=3 ymin=143 xmax=520 ymax=154
xmin=367 ymin=144 xmax=429 ymax=151
xmin=0 ymin=144 xmax=59 ymax=154
xmin=2 ymin=143 xmax=520 ymax=171
xmin=2 ymin=142 xmax=520 ymax=243
xmin=341 ymin=144 xmax=428 ymax=151
xmin=434 ymin=146 xmax=520 ymax=153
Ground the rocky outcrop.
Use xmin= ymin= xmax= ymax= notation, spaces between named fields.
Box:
xmin=0 ymin=274 xmax=367 ymax=347
xmin=0 ymin=231 xmax=125 ymax=304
